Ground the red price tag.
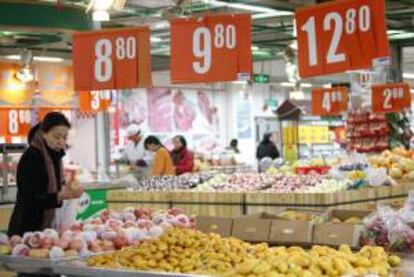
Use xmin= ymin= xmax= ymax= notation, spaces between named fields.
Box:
xmin=0 ymin=108 xmax=32 ymax=137
xmin=72 ymin=27 xmax=152 ymax=91
xmin=170 ymin=14 xmax=252 ymax=83
xmin=79 ymin=91 xmax=112 ymax=112
xmin=295 ymin=0 xmax=389 ymax=78
xmin=372 ymin=83 xmax=411 ymax=113
xmin=312 ymin=87 xmax=349 ymax=116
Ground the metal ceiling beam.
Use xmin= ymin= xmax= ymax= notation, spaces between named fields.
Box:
xmin=0 ymin=1 xmax=93 ymax=32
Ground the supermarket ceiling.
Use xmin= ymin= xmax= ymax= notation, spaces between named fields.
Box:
xmin=1 ymin=0 xmax=414 ymax=71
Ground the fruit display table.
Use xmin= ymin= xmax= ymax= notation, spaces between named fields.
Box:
xmin=107 ymin=182 xmax=414 ymax=216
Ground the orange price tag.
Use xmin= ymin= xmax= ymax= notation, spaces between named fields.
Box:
xmin=38 ymin=108 xmax=73 ymax=123
xmin=72 ymin=27 xmax=152 ymax=91
xmin=372 ymin=83 xmax=411 ymax=113
xmin=312 ymin=87 xmax=349 ymax=116
xmin=0 ymin=108 xmax=32 ymax=137
xmin=170 ymin=14 xmax=252 ymax=83
xmin=79 ymin=91 xmax=112 ymax=112
xmin=295 ymin=0 xmax=389 ymax=78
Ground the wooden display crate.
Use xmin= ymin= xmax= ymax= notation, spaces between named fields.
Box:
xmin=335 ymin=188 xmax=376 ymax=210
xmin=107 ymin=190 xmax=171 ymax=211
xmin=170 ymin=191 xmax=244 ymax=217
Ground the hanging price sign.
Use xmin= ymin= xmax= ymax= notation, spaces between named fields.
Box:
xmin=38 ymin=108 xmax=73 ymax=123
xmin=295 ymin=0 xmax=389 ymax=78
xmin=372 ymin=83 xmax=411 ymax=113
xmin=79 ymin=90 xmax=113 ymax=112
xmin=170 ymin=14 xmax=252 ymax=83
xmin=72 ymin=27 xmax=152 ymax=91
xmin=0 ymin=108 xmax=32 ymax=136
xmin=312 ymin=87 xmax=349 ymax=116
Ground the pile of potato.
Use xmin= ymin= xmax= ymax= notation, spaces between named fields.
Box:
xmin=87 ymin=228 xmax=401 ymax=277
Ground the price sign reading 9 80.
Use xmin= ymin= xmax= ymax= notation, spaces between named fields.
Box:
xmin=295 ymin=0 xmax=389 ymax=78
xmin=72 ymin=27 xmax=152 ymax=91
xmin=170 ymin=14 xmax=252 ymax=83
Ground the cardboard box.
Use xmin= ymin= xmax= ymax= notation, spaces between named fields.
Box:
xmin=313 ymin=209 xmax=371 ymax=247
xmin=232 ymin=213 xmax=277 ymax=242
xmin=196 ymin=216 xmax=233 ymax=237
xmin=269 ymin=219 xmax=314 ymax=244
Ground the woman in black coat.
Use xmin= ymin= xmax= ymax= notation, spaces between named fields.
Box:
xmin=8 ymin=112 xmax=83 ymax=238
xmin=256 ymin=133 xmax=280 ymax=161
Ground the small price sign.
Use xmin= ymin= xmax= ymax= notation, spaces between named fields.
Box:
xmin=170 ymin=14 xmax=252 ymax=83
xmin=72 ymin=27 xmax=152 ymax=91
xmin=372 ymin=83 xmax=411 ymax=113
xmin=0 ymin=108 xmax=32 ymax=136
xmin=295 ymin=0 xmax=389 ymax=78
xmin=312 ymin=87 xmax=349 ymax=116
xmin=79 ymin=90 xmax=112 ymax=112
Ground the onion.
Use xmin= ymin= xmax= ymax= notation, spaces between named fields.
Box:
xmin=9 ymin=235 xmax=22 ymax=247
xmin=43 ymin=229 xmax=59 ymax=240
xmin=12 ymin=244 xmax=29 ymax=257
xmin=49 ymin=246 xmax=65 ymax=260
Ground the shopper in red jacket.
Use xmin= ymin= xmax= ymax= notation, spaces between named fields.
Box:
xmin=170 ymin=135 xmax=194 ymax=175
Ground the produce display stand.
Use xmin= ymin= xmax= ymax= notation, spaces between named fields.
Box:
xmin=107 ymin=181 xmax=414 ymax=216
xmin=0 ymin=255 xmax=210 ymax=277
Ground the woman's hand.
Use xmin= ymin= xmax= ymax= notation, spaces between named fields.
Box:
xmin=58 ymin=185 xmax=84 ymax=201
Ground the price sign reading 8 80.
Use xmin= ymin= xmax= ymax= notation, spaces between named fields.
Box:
xmin=295 ymin=0 xmax=389 ymax=78
xmin=73 ymin=27 xmax=152 ymax=91
xmin=312 ymin=87 xmax=349 ymax=116
xmin=171 ymin=14 xmax=252 ymax=83
xmin=0 ymin=108 xmax=32 ymax=137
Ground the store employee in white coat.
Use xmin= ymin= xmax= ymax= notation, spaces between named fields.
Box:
xmin=120 ymin=124 xmax=152 ymax=176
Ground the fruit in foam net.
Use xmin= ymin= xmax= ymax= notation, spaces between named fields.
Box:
xmin=87 ymin=228 xmax=400 ymax=276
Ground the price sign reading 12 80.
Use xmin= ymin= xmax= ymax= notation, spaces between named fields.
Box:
xmin=295 ymin=0 xmax=389 ymax=78
xmin=312 ymin=87 xmax=349 ymax=116
xmin=72 ymin=27 xmax=152 ymax=91
xmin=170 ymin=14 xmax=252 ymax=83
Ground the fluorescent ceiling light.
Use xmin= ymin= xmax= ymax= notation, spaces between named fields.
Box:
xmin=204 ymin=0 xmax=285 ymax=14
xmin=403 ymin=73 xmax=414 ymax=79
xmin=150 ymin=37 xmax=163 ymax=43
xmin=153 ymin=22 xmax=169 ymax=30
xmin=232 ymin=81 xmax=248 ymax=84
xmin=411 ymin=89 xmax=414 ymax=94
xmin=4 ymin=55 xmax=64 ymax=63
xmin=93 ymin=10 xmax=110 ymax=21
xmin=251 ymin=46 xmax=259 ymax=51
xmin=300 ymin=83 xmax=312 ymax=88
xmin=281 ymin=82 xmax=295 ymax=87
xmin=387 ymin=30 xmax=405 ymax=35
xmin=252 ymin=11 xmax=293 ymax=19
xmin=151 ymin=47 xmax=170 ymax=55
xmin=323 ymin=84 xmax=332 ymax=88
xmin=389 ymin=33 xmax=414 ymax=40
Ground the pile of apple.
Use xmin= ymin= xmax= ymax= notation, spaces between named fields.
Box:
xmin=0 ymin=207 xmax=193 ymax=259
xmin=369 ymin=147 xmax=414 ymax=180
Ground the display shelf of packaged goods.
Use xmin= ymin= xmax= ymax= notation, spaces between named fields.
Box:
xmin=52 ymin=260 xmax=211 ymax=277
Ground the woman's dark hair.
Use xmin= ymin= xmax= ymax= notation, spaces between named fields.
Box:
xmin=230 ymin=139 xmax=238 ymax=148
xmin=174 ymin=135 xmax=187 ymax=149
xmin=41 ymin=112 xmax=71 ymax=133
xmin=144 ymin=135 xmax=162 ymax=150
xmin=27 ymin=123 xmax=42 ymax=144
xmin=261 ymin=133 xmax=272 ymax=144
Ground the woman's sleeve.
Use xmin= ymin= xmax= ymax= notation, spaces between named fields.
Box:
xmin=17 ymin=151 xmax=62 ymax=209
xmin=175 ymin=151 xmax=194 ymax=175
xmin=150 ymin=151 xmax=165 ymax=176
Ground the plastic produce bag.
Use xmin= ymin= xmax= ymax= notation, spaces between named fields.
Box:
xmin=387 ymin=215 xmax=414 ymax=252
xmin=360 ymin=205 xmax=395 ymax=248
xmin=259 ymin=157 xmax=273 ymax=172
xmin=366 ymin=168 xmax=389 ymax=187
xmin=398 ymin=190 xmax=414 ymax=225
xmin=54 ymin=199 xmax=80 ymax=233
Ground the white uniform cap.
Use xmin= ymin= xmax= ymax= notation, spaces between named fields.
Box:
xmin=126 ymin=124 xmax=141 ymax=137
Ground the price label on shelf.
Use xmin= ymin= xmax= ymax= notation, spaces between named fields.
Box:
xmin=295 ymin=0 xmax=389 ymax=78
xmin=79 ymin=90 xmax=113 ymax=112
xmin=0 ymin=108 xmax=32 ymax=136
xmin=371 ymin=83 xmax=411 ymax=113
xmin=170 ymin=14 xmax=252 ymax=83
xmin=312 ymin=87 xmax=349 ymax=116
xmin=72 ymin=27 xmax=152 ymax=91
